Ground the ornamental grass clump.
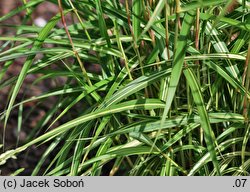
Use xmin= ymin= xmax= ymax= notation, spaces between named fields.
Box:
xmin=0 ymin=0 xmax=249 ymax=176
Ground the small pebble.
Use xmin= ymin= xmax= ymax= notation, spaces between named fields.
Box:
xmin=34 ymin=17 xmax=47 ymax=27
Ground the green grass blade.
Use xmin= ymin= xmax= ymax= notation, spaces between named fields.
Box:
xmin=160 ymin=9 xmax=196 ymax=129
xmin=0 ymin=0 xmax=43 ymax=22
xmin=140 ymin=0 xmax=165 ymax=38
xmin=132 ymin=0 xmax=142 ymax=41
xmin=3 ymin=12 xmax=65 ymax=148
xmin=183 ymin=67 xmax=221 ymax=175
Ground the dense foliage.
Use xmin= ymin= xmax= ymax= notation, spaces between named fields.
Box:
xmin=0 ymin=0 xmax=249 ymax=175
